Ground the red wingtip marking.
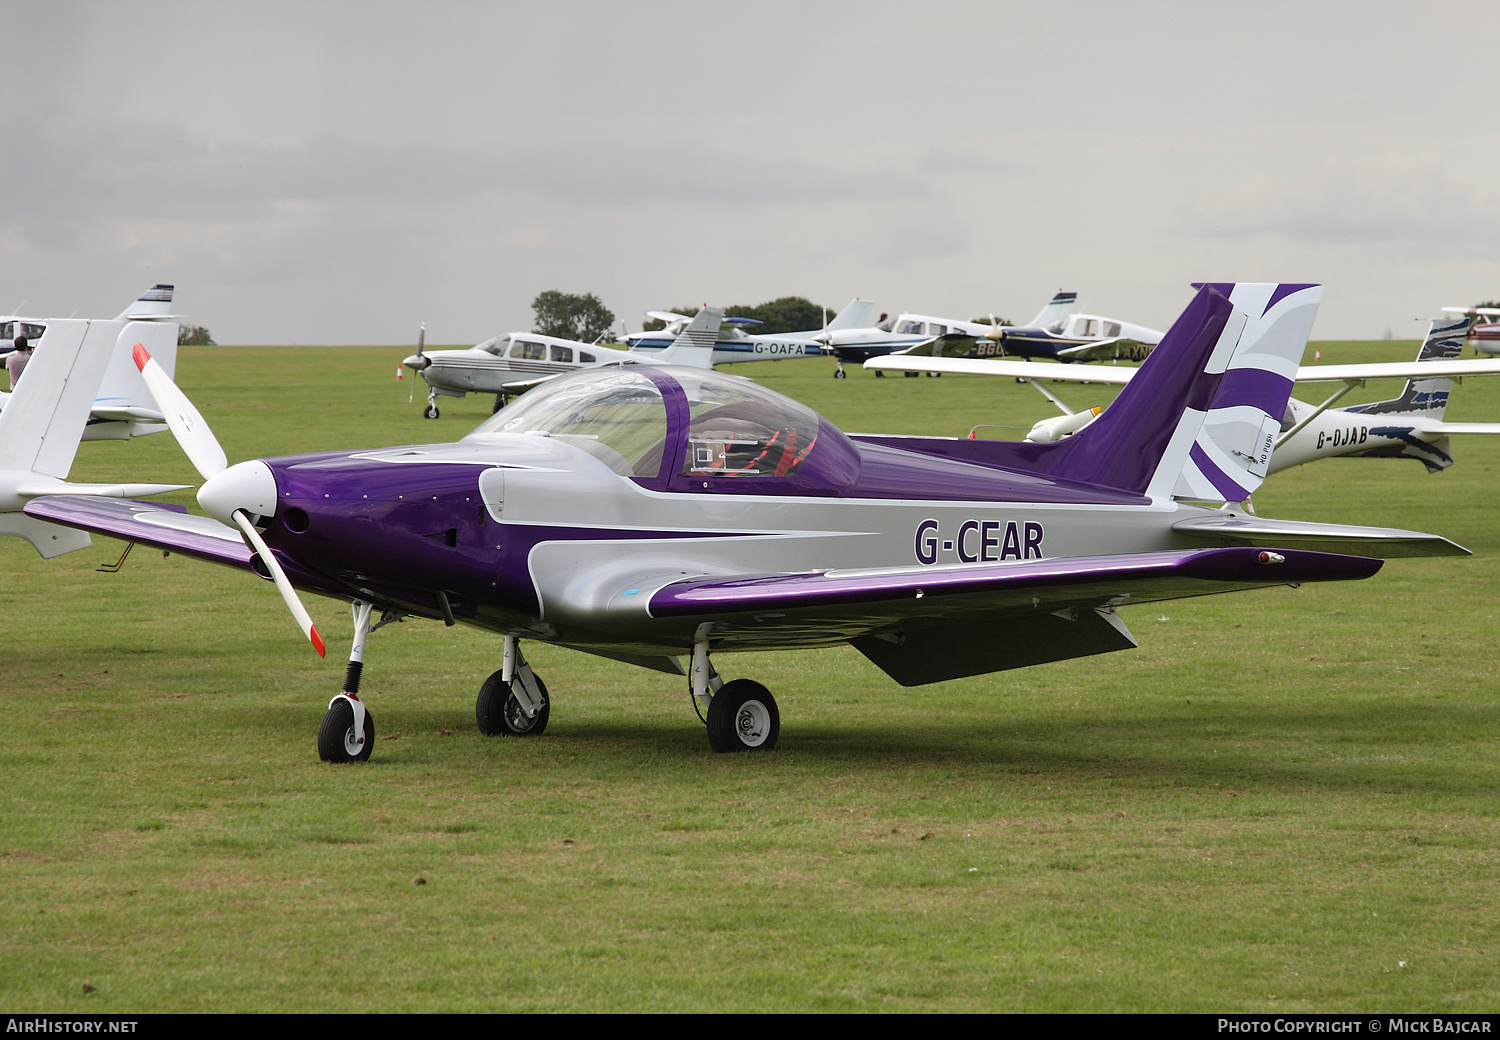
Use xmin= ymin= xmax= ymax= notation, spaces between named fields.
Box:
xmin=131 ymin=343 xmax=150 ymax=371
xmin=311 ymin=625 xmax=326 ymax=658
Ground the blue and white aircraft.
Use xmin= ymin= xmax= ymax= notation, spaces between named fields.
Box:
xmin=625 ymin=298 xmax=875 ymax=366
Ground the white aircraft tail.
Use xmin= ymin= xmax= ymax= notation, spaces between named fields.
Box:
xmin=825 ymin=298 xmax=875 ymax=333
xmin=655 ymin=307 xmax=724 ymax=369
xmin=1170 ymin=283 xmax=1322 ymax=503
xmin=115 ymin=284 xmax=177 ymax=321
xmin=1344 ymin=316 xmax=1469 ymax=422
xmin=1028 ymin=291 xmax=1077 ymax=329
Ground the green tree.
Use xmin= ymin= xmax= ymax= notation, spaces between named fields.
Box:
xmin=644 ymin=296 xmax=834 ymax=335
xmin=532 ymin=291 xmax=616 ymax=343
xmin=177 ymin=324 xmax=214 ymax=346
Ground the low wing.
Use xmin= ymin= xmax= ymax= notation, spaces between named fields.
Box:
xmin=25 ymin=496 xmax=253 ymax=569
xmin=648 ymin=546 xmax=1381 ymax=685
xmin=1054 ymin=337 xmax=1152 ymax=362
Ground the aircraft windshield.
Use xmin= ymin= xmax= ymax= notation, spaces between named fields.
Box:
xmin=469 ymin=369 xmax=668 ymax=477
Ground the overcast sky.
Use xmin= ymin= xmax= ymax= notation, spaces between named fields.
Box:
xmin=3 ymin=1 xmax=1498 ymax=343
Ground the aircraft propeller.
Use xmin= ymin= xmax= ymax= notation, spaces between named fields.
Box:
xmin=131 ymin=343 xmax=326 ymax=658
xmin=406 ymin=323 xmax=427 ymax=404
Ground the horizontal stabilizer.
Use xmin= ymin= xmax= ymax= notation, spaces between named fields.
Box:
xmin=90 ymin=405 xmax=166 ymax=423
xmin=15 ymin=480 xmax=191 ymax=499
xmin=1172 ymin=514 xmax=1468 ymax=558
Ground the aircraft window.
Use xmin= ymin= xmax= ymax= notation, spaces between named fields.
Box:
xmin=2 ymin=321 xmax=44 ymax=341
xmin=579 ymin=352 xmax=596 ymax=364
xmin=927 ymin=324 xmax=947 ymax=336
xmin=468 ymin=369 xmax=667 ymax=477
xmin=551 ymin=345 xmax=574 ymax=363
xmin=514 ymin=340 xmax=547 ymax=361
xmin=478 ymin=337 xmax=506 ymax=356
xmin=672 ymin=369 xmax=821 ymax=479
xmin=1280 ymin=405 xmax=1296 ymax=433
xmin=1078 ymin=319 xmax=1097 ymax=337
xmin=898 ymin=320 xmax=924 ymax=335
xmin=1103 ymin=321 xmax=1121 ymax=337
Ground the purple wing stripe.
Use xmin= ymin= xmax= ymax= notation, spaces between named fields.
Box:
xmin=24 ymin=496 xmax=254 ymax=569
xmin=1188 ymin=443 xmax=1252 ymax=501
xmin=650 ymin=547 xmax=1379 ymax=617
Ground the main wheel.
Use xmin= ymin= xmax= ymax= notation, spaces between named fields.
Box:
xmin=318 ymin=698 xmax=374 ymax=763
xmin=475 ymin=670 xmax=550 ymax=736
xmin=492 ymin=394 xmax=505 ymax=414
xmin=706 ymin=679 xmax=779 ymax=753
xmin=423 ymin=404 xmax=440 ymax=419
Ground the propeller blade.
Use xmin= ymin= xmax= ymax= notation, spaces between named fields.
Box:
xmin=132 ymin=343 xmax=228 ymax=480
xmin=231 ymin=509 xmax=326 ymax=657
xmin=409 ymin=323 xmax=425 ymax=404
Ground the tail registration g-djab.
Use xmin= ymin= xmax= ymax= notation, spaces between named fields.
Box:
xmin=27 ymin=284 xmax=1463 ymax=759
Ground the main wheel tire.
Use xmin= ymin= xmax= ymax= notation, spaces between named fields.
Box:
xmin=317 ymin=698 xmax=374 ymax=763
xmin=706 ymin=679 xmax=779 ymax=753
xmin=423 ymin=404 xmax=440 ymax=419
xmin=492 ymin=394 xmax=506 ymax=414
xmin=475 ymin=670 xmax=550 ymax=736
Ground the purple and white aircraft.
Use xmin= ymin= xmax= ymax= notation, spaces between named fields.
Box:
xmin=26 ymin=283 xmax=1464 ymax=761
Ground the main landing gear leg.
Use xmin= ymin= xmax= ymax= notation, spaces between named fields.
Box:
xmin=318 ymin=600 xmax=375 ymax=763
xmin=693 ymin=635 xmax=779 ymax=753
xmin=476 ymin=635 xmax=550 ymax=736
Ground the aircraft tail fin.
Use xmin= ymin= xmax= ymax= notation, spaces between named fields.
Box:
xmin=655 ymin=307 xmax=723 ymax=369
xmin=825 ymin=298 xmax=875 ymax=332
xmin=92 ymin=322 xmax=178 ymax=435
xmin=1170 ymin=283 xmax=1323 ymax=503
xmin=1343 ymin=315 xmax=1470 ymax=422
xmin=1035 ymin=285 xmax=1245 ymax=498
xmin=1028 ymin=291 xmax=1077 ymax=329
xmin=115 ymin=284 xmax=177 ymax=321
xmin=0 ymin=319 xmax=120 ymax=477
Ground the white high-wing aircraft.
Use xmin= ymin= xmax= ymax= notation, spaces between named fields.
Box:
xmin=0 ymin=316 xmax=189 ymax=557
xmin=1441 ymin=306 xmax=1500 ymax=355
xmin=404 ymin=307 xmax=725 ymax=418
xmin=817 ymin=291 xmax=1165 ymax=377
xmin=625 ymin=298 xmax=875 ymax=366
xmin=866 ymin=310 xmax=1500 ymax=496
xmin=0 ymin=285 xmax=180 ymax=440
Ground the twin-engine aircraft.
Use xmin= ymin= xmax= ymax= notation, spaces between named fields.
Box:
xmin=403 ymin=307 xmax=726 ymax=418
xmin=869 ymin=308 xmax=1500 ymax=485
xmin=815 ymin=291 xmax=1165 ymax=376
xmin=625 ymin=298 xmax=875 ymax=365
xmin=28 ymin=283 xmax=1464 ymax=762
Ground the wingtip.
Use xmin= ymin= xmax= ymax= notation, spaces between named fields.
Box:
xmin=131 ymin=342 xmax=150 ymax=371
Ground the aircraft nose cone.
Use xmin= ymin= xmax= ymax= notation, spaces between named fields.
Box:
xmin=403 ymin=354 xmax=430 ymax=370
xmin=198 ymin=460 xmax=278 ymax=525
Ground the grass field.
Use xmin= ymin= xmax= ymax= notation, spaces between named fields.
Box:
xmin=1 ymin=343 xmax=1497 ymax=1012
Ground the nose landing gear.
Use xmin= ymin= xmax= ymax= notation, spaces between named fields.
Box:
xmin=318 ymin=601 xmax=376 ymax=763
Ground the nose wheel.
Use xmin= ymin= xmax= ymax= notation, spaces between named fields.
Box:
xmin=318 ymin=697 xmax=374 ymax=762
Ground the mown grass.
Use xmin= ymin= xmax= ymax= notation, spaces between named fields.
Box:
xmin=0 ymin=343 xmax=1496 ymax=1011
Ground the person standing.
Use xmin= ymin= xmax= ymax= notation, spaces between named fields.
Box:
xmin=7 ymin=335 xmax=31 ymax=390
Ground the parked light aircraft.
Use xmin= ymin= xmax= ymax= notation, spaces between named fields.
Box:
xmin=404 ymin=307 xmax=726 ymax=418
xmin=27 ymin=283 xmax=1463 ymax=763
xmin=0 ymin=316 xmax=189 ymax=557
xmin=1442 ymin=306 xmax=1500 ymax=355
xmin=0 ymin=285 xmax=180 ymax=440
xmin=818 ymin=292 xmax=1167 ymax=376
xmin=625 ymin=298 xmax=876 ymax=366
xmin=869 ymin=308 xmax=1500 ymax=489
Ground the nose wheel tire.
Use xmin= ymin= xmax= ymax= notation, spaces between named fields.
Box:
xmin=318 ymin=699 xmax=374 ymax=763
xmin=706 ymin=679 xmax=779 ymax=753
xmin=834 ymin=367 xmax=846 ymax=379
xmin=476 ymin=670 xmax=550 ymax=736
xmin=423 ymin=404 xmax=440 ymax=419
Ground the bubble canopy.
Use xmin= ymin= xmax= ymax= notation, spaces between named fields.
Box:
xmin=466 ymin=365 xmax=861 ymax=495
